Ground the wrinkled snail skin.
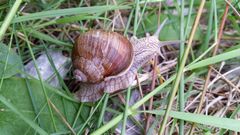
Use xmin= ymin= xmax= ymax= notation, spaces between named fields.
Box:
xmin=74 ymin=35 xmax=162 ymax=102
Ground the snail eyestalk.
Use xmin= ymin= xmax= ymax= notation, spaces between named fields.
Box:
xmin=159 ymin=40 xmax=183 ymax=47
xmin=153 ymin=18 xmax=168 ymax=37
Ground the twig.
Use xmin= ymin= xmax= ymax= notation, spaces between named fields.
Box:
xmin=211 ymin=66 xmax=240 ymax=92
xmin=118 ymin=93 xmax=126 ymax=104
xmin=136 ymin=74 xmax=147 ymax=118
xmin=208 ymin=66 xmax=240 ymax=89
xmin=145 ymin=55 xmax=158 ymax=133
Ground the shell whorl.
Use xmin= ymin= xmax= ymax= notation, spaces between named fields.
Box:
xmin=72 ymin=30 xmax=134 ymax=83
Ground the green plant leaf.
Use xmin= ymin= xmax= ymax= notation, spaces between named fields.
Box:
xmin=0 ymin=77 xmax=84 ymax=134
xmin=142 ymin=110 xmax=240 ymax=132
xmin=0 ymin=95 xmax=48 ymax=135
xmin=137 ymin=14 xmax=202 ymax=41
xmin=0 ymin=43 xmax=22 ymax=78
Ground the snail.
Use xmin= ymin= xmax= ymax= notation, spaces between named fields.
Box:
xmin=72 ymin=20 xmax=177 ymax=102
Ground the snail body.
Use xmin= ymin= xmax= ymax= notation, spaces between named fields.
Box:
xmin=73 ymin=31 xmax=162 ymax=102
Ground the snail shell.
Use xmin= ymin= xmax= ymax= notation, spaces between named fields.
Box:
xmin=72 ymin=30 xmax=134 ymax=83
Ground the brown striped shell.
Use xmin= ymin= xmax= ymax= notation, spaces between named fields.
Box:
xmin=72 ymin=30 xmax=134 ymax=83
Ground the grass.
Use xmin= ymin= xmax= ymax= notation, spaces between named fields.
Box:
xmin=0 ymin=0 xmax=240 ymax=135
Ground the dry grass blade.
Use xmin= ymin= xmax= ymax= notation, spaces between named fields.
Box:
xmin=145 ymin=55 xmax=158 ymax=133
xmin=49 ymin=100 xmax=76 ymax=135
xmin=210 ymin=66 xmax=240 ymax=92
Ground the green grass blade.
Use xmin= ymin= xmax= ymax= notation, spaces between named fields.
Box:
xmin=72 ymin=103 xmax=84 ymax=128
xmin=0 ymin=33 xmax=14 ymax=89
xmin=42 ymin=43 xmax=71 ymax=95
xmin=0 ymin=0 xmax=22 ymax=40
xmin=186 ymin=47 xmax=240 ymax=71
xmin=12 ymin=5 xmax=130 ymax=23
xmin=97 ymin=94 xmax=109 ymax=128
xmin=55 ymin=14 xmax=109 ymax=24
xmin=142 ymin=110 xmax=240 ymax=132
xmin=200 ymin=0 xmax=214 ymax=52
xmin=77 ymin=94 xmax=106 ymax=135
xmin=26 ymin=29 xmax=72 ymax=47
xmin=91 ymin=114 xmax=124 ymax=135
xmin=133 ymin=0 xmax=139 ymax=36
xmin=121 ymin=87 xmax=131 ymax=135
xmin=124 ymin=9 xmax=134 ymax=36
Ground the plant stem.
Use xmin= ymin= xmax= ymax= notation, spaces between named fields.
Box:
xmin=179 ymin=0 xmax=185 ymax=134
